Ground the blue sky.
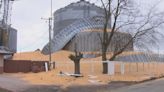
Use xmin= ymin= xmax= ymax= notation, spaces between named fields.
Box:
xmin=11 ymin=0 xmax=164 ymax=53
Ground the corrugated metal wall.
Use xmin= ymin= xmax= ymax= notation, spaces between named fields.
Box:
xmin=0 ymin=27 xmax=17 ymax=53
xmin=8 ymin=27 xmax=17 ymax=53
xmin=63 ymin=31 xmax=133 ymax=52
xmin=0 ymin=55 xmax=4 ymax=74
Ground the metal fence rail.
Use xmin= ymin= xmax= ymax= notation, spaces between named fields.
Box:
xmin=115 ymin=52 xmax=164 ymax=62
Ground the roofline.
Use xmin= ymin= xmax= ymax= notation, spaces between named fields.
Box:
xmin=54 ymin=0 xmax=103 ymax=15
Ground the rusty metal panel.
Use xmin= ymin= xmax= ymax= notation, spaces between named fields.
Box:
xmin=4 ymin=60 xmax=49 ymax=73
xmin=0 ymin=67 xmax=3 ymax=74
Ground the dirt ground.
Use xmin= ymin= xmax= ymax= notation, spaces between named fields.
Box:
xmin=10 ymin=61 xmax=164 ymax=87
xmin=4 ymin=50 xmax=164 ymax=92
xmin=6 ymin=61 xmax=164 ymax=92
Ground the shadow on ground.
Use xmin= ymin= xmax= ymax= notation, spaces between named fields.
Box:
xmin=21 ymin=85 xmax=60 ymax=92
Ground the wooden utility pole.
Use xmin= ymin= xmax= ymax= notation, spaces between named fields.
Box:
xmin=48 ymin=17 xmax=53 ymax=70
xmin=42 ymin=0 xmax=54 ymax=70
xmin=49 ymin=0 xmax=53 ymax=70
xmin=41 ymin=17 xmax=53 ymax=70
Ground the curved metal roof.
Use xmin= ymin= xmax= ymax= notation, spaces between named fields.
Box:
xmin=42 ymin=17 xmax=104 ymax=55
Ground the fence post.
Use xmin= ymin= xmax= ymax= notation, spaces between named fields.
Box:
xmin=45 ymin=62 xmax=48 ymax=72
xmin=143 ymin=62 xmax=144 ymax=72
xmin=136 ymin=63 xmax=138 ymax=72
xmin=121 ymin=62 xmax=125 ymax=75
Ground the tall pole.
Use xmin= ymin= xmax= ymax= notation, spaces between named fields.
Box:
xmin=51 ymin=0 xmax=52 ymax=18
xmin=41 ymin=0 xmax=53 ymax=70
xmin=48 ymin=17 xmax=52 ymax=69
xmin=49 ymin=0 xmax=53 ymax=70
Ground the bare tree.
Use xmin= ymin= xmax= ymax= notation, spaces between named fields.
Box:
xmin=69 ymin=43 xmax=83 ymax=74
xmin=97 ymin=0 xmax=164 ymax=73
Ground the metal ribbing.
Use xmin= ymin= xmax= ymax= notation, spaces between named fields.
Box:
xmin=42 ymin=17 xmax=104 ymax=54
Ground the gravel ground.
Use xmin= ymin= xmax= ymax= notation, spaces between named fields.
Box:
xmin=1 ymin=74 xmax=162 ymax=92
xmin=0 ymin=88 xmax=11 ymax=92
xmin=57 ymin=81 xmax=134 ymax=92
xmin=111 ymin=78 xmax=164 ymax=92
xmin=0 ymin=74 xmax=139 ymax=92
xmin=0 ymin=75 xmax=31 ymax=92
xmin=21 ymin=85 xmax=59 ymax=92
xmin=0 ymin=74 xmax=60 ymax=92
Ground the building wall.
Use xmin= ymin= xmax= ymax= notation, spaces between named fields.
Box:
xmin=0 ymin=55 xmax=4 ymax=73
xmin=63 ymin=31 xmax=133 ymax=53
xmin=8 ymin=28 xmax=17 ymax=52
xmin=4 ymin=60 xmax=50 ymax=73
xmin=0 ymin=27 xmax=17 ymax=53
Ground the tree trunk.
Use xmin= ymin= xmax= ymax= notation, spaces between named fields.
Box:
xmin=102 ymin=49 xmax=107 ymax=61
xmin=103 ymin=62 xmax=108 ymax=74
xmin=74 ymin=61 xmax=80 ymax=74
xmin=102 ymin=46 xmax=108 ymax=74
